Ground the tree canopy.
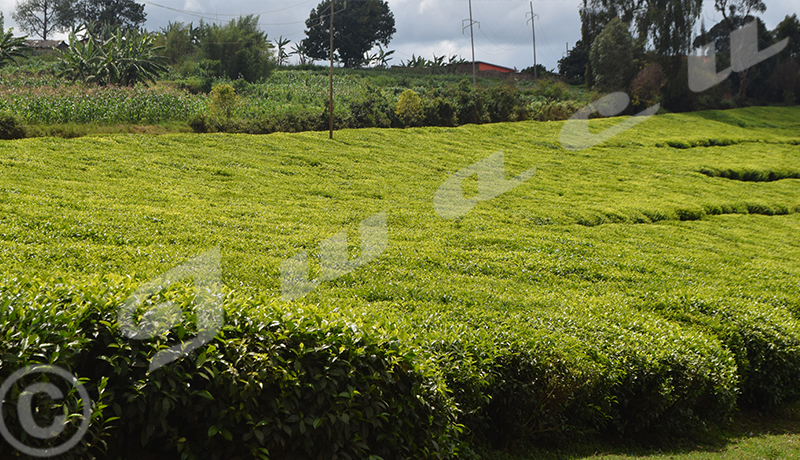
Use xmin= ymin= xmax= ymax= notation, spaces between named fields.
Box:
xmin=59 ymin=0 xmax=146 ymax=31
xmin=12 ymin=0 xmax=71 ymax=40
xmin=302 ymin=0 xmax=395 ymax=68
xmin=774 ymin=14 xmax=800 ymax=60
xmin=558 ymin=39 xmax=589 ymax=84
xmin=580 ymin=0 xmax=702 ymax=57
xmin=590 ymin=17 xmax=635 ymax=92
xmin=197 ymin=15 xmax=274 ymax=82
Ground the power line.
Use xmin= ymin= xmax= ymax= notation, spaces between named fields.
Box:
xmin=141 ymin=0 xmax=314 ymax=18
xmin=535 ymin=15 xmax=560 ymax=65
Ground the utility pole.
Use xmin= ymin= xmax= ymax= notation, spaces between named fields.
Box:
xmin=329 ymin=0 xmax=335 ymax=139
xmin=462 ymin=0 xmax=479 ymax=87
xmin=526 ymin=2 xmax=538 ymax=79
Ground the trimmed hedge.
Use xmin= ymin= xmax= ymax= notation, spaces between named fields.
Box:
xmin=644 ymin=294 xmax=800 ymax=409
xmin=378 ymin=301 xmax=738 ymax=447
xmin=2 ymin=275 xmax=800 ymax=457
xmin=0 ymin=275 xmax=462 ymax=460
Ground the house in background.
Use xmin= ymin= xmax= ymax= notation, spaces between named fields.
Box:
xmin=452 ymin=61 xmax=531 ymax=79
xmin=23 ymin=40 xmax=69 ymax=54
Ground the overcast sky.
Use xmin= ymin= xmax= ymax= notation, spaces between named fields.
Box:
xmin=1 ymin=0 xmax=797 ymax=70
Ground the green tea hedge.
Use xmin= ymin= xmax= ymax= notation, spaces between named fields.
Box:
xmin=2 ymin=274 xmax=799 ymax=458
xmin=0 ymin=275 xmax=461 ymax=460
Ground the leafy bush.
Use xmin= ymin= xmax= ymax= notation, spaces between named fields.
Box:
xmin=629 ymin=63 xmax=667 ymax=111
xmin=453 ymin=80 xmax=485 ymax=125
xmin=58 ymin=27 xmax=168 ymax=87
xmin=527 ymin=100 xmax=583 ymax=121
xmin=209 ymin=83 xmax=238 ymax=121
xmin=422 ymin=97 xmax=457 ymax=127
xmin=645 ymin=295 xmax=800 ymax=410
xmin=197 ymin=15 xmax=274 ymax=83
xmin=0 ymin=275 xmax=462 ymax=459
xmin=484 ymin=85 xmax=522 ymax=122
xmin=590 ymin=18 xmax=635 ymax=92
xmin=0 ymin=110 xmax=25 ymax=139
xmin=396 ymin=89 xmax=422 ymax=127
xmin=385 ymin=301 xmax=738 ymax=446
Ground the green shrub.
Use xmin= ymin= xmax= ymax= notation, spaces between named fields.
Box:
xmin=189 ymin=113 xmax=211 ymax=133
xmin=484 ymin=85 xmax=521 ymax=123
xmin=646 ymin=296 xmax=800 ymax=410
xmin=527 ymin=100 xmax=583 ymax=121
xmin=350 ymin=94 xmax=394 ymax=128
xmin=374 ymin=301 xmax=738 ymax=447
xmin=0 ymin=110 xmax=25 ymax=139
xmin=210 ymin=83 xmax=238 ymax=121
xmin=453 ymin=80 xmax=486 ymax=125
xmin=396 ymin=89 xmax=423 ymax=127
xmin=422 ymin=97 xmax=457 ymax=127
xmin=178 ymin=76 xmax=211 ymax=94
xmin=0 ymin=275 xmax=462 ymax=459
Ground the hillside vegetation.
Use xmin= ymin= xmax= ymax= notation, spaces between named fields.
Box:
xmin=1 ymin=106 xmax=800 ymax=458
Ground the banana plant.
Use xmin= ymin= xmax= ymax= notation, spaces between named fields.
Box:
xmin=290 ymin=42 xmax=309 ymax=65
xmin=376 ymin=43 xmax=394 ymax=68
xmin=274 ymin=36 xmax=291 ymax=66
xmin=58 ymin=26 xmax=167 ymax=86
xmin=0 ymin=29 xmax=28 ymax=67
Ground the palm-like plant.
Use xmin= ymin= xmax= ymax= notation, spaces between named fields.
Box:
xmin=376 ymin=44 xmax=394 ymax=68
xmin=363 ymin=50 xmax=378 ymax=67
xmin=0 ymin=29 xmax=28 ymax=67
xmin=57 ymin=28 xmax=104 ymax=83
xmin=58 ymin=26 xmax=167 ymax=86
xmin=290 ymin=42 xmax=309 ymax=65
xmin=274 ymin=35 xmax=290 ymax=66
xmin=105 ymin=29 xmax=168 ymax=86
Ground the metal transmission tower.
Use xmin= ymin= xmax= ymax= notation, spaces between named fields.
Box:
xmin=526 ymin=2 xmax=538 ymax=79
xmin=462 ymin=0 xmax=479 ymax=86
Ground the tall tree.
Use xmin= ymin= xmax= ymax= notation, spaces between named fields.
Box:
xmin=558 ymin=39 xmax=589 ymax=84
xmin=642 ymin=0 xmax=703 ymax=56
xmin=714 ymin=0 xmax=765 ymax=29
xmin=580 ymin=0 xmax=702 ymax=57
xmin=774 ymin=14 xmax=800 ymax=61
xmin=12 ymin=0 xmax=71 ymax=40
xmin=59 ymin=0 xmax=146 ymax=31
xmin=197 ymin=15 xmax=273 ymax=82
xmin=590 ymin=17 xmax=635 ymax=92
xmin=302 ymin=0 xmax=395 ymax=68
xmin=159 ymin=21 xmax=197 ymax=65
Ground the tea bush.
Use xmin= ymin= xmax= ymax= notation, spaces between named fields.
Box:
xmin=4 ymin=106 xmax=800 ymax=457
xmin=0 ymin=275 xmax=463 ymax=460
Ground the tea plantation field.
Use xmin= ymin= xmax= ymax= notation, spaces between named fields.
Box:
xmin=1 ymin=106 xmax=799 ymax=459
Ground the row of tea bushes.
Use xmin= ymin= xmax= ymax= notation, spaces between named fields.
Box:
xmin=2 ymin=274 xmax=799 ymax=457
xmin=0 ymin=275 xmax=461 ymax=460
